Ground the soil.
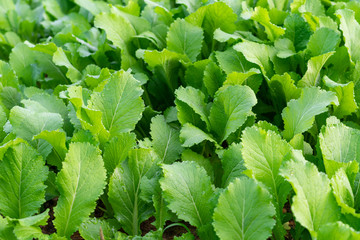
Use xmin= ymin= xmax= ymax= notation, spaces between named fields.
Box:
xmin=40 ymin=198 xmax=199 ymax=239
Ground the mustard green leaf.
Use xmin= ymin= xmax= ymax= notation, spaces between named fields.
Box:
xmin=280 ymin=157 xmax=341 ymax=238
xmin=9 ymin=106 xmax=63 ymax=141
xmin=210 ymin=85 xmax=257 ymax=142
xmin=318 ymin=222 xmax=360 ymax=240
xmin=219 ymin=143 xmax=245 ymax=187
xmin=251 ymin=7 xmax=285 ymax=41
xmin=175 ymin=86 xmax=210 ymax=130
xmin=180 ymin=123 xmax=217 ymax=147
xmin=108 ymin=149 xmax=159 ymax=236
xmin=52 ymin=47 xmax=82 ymax=83
xmin=297 ymin=51 xmax=334 ymax=87
xmin=150 ymin=115 xmax=183 ymax=164
xmin=103 ymin=132 xmax=136 ymax=177
xmin=54 ymin=142 xmax=106 ymax=237
xmin=283 ymin=13 xmax=312 ymax=52
xmin=336 ymin=9 xmax=360 ymax=62
xmin=74 ymin=0 xmax=110 ymax=16
xmin=319 ymin=117 xmax=360 ymax=177
xmin=89 ymin=70 xmax=144 ymax=138
xmin=282 ymin=87 xmax=338 ymax=140
xmin=306 ymin=28 xmax=340 ymax=57
xmin=160 ymin=161 xmax=217 ymax=240
xmin=323 ymin=76 xmax=358 ymax=119
xmin=241 ymin=126 xmax=292 ymax=239
xmin=0 ymin=142 xmax=48 ymax=219
xmin=215 ymin=48 xmax=257 ymax=75
xmin=167 ymin=19 xmax=203 ymax=62
xmin=13 ymin=225 xmax=49 ymax=240
xmin=203 ymin=61 xmax=225 ymax=98
xmin=213 ymin=178 xmax=276 ymax=240
xmin=233 ymin=42 xmax=276 ymax=79
xmin=331 ymin=168 xmax=358 ymax=217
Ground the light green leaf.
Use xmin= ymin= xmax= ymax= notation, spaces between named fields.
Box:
xmin=180 ymin=123 xmax=217 ymax=147
xmin=306 ymin=28 xmax=340 ymax=57
xmin=216 ymin=48 xmax=257 ymax=75
xmin=9 ymin=106 xmax=63 ymax=158
xmin=233 ymin=42 xmax=276 ymax=79
xmin=94 ymin=9 xmax=137 ymax=70
xmin=140 ymin=172 xmax=171 ymax=230
xmin=274 ymin=38 xmax=296 ymax=58
xmin=336 ymin=9 xmax=360 ymax=62
xmin=0 ymin=60 xmax=18 ymax=88
xmin=280 ymin=157 xmax=341 ymax=238
xmin=323 ymin=76 xmax=358 ymax=119
xmin=89 ymin=70 xmax=144 ymax=138
xmin=160 ymin=161 xmax=217 ymax=240
xmin=331 ymin=168 xmax=358 ymax=217
xmin=219 ymin=143 xmax=245 ymax=187
xmin=150 ymin=115 xmax=183 ymax=164
xmin=54 ymin=143 xmax=106 ymax=237
xmin=175 ymin=86 xmax=210 ymax=130
xmin=43 ymin=0 xmax=64 ymax=19
xmin=74 ymin=0 xmax=110 ymax=15
xmin=0 ymin=216 xmax=16 ymax=240
xmin=0 ymin=142 xmax=48 ymax=219
xmin=186 ymin=2 xmax=237 ymax=41
xmin=213 ymin=177 xmax=276 ymax=240
xmin=181 ymin=149 xmax=214 ymax=181
xmin=269 ymin=73 xmax=301 ymax=109
xmin=167 ymin=19 xmax=203 ymax=62
xmin=103 ymin=132 xmax=136 ymax=177
xmin=13 ymin=225 xmax=49 ymax=240
xmin=251 ymin=7 xmax=285 ymax=41
xmin=241 ymin=126 xmax=292 ymax=239
xmin=52 ymin=47 xmax=81 ymax=83
xmin=33 ymin=130 xmax=67 ymax=165
xmin=210 ymin=85 xmax=257 ymax=142
xmin=68 ymin=86 xmax=109 ymax=143
xmin=319 ymin=117 xmax=360 ymax=177
xmin=79 ymin=218 xmax=118 ymax=240
xmin=203 ymin=61 xmax=225 ymax=98
xmin=223 ymin=69 xmax=262 ymax=93
xmin=296 ymin=0 xmax=325 ymax=16
xmin=176 ymin=0 xmax=203 ymax=13
xmin=282 ymin=87 xmax=338 ymax=140
xmin=318 ymin=222 xmax=360 ymax=240
xmin=108 ymin=149 xmax=159 ymax=236
xmin=94 ymin=9 xmax=135 ymax=48
xmin=0 ymin=86 xmax=21 ymax=110
xmin=297 ymin=52 xmax=334 ymax=87
xmin=23 ymin=92 xmax=70 ymax=133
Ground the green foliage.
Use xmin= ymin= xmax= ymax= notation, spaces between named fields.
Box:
xmin=0 ymin=0 xmax=359 ymax=239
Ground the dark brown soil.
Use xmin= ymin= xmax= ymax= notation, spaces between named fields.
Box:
xmin=163 ymin=220 xmax=199 ymax=240
xmin=40 ymin=198 xmax=198 ymax=239
xmin=40 ymin=197 xmax=57 ymax=235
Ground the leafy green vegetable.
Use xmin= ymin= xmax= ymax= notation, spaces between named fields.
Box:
xmin=0 ymin=142 xmax=48 ymax=219
xmin=0 ymin=0 xmax=359 ymax=239
xmin=160 ymin=161 xmax=217 ymax=239
xmin=108 ymin=149 xmax=159 ymax=236
xmin=166 ymin=19 xmax=203 ymax=62
xmin=280 ymin=154 xmax=341 ymax=238
xmin=282 ymin=87 xmax=338 ymax=140
xmin=210 ymin=85 xmax=257 ymax=142
xmin=54 ymin=142 xmax=106 ymax=237
xmin=213 ymin=177 xmax=276 ymax=240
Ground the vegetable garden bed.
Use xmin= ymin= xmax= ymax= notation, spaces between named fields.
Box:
xmin=0 ymin=0 xmax=360 ymax=239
